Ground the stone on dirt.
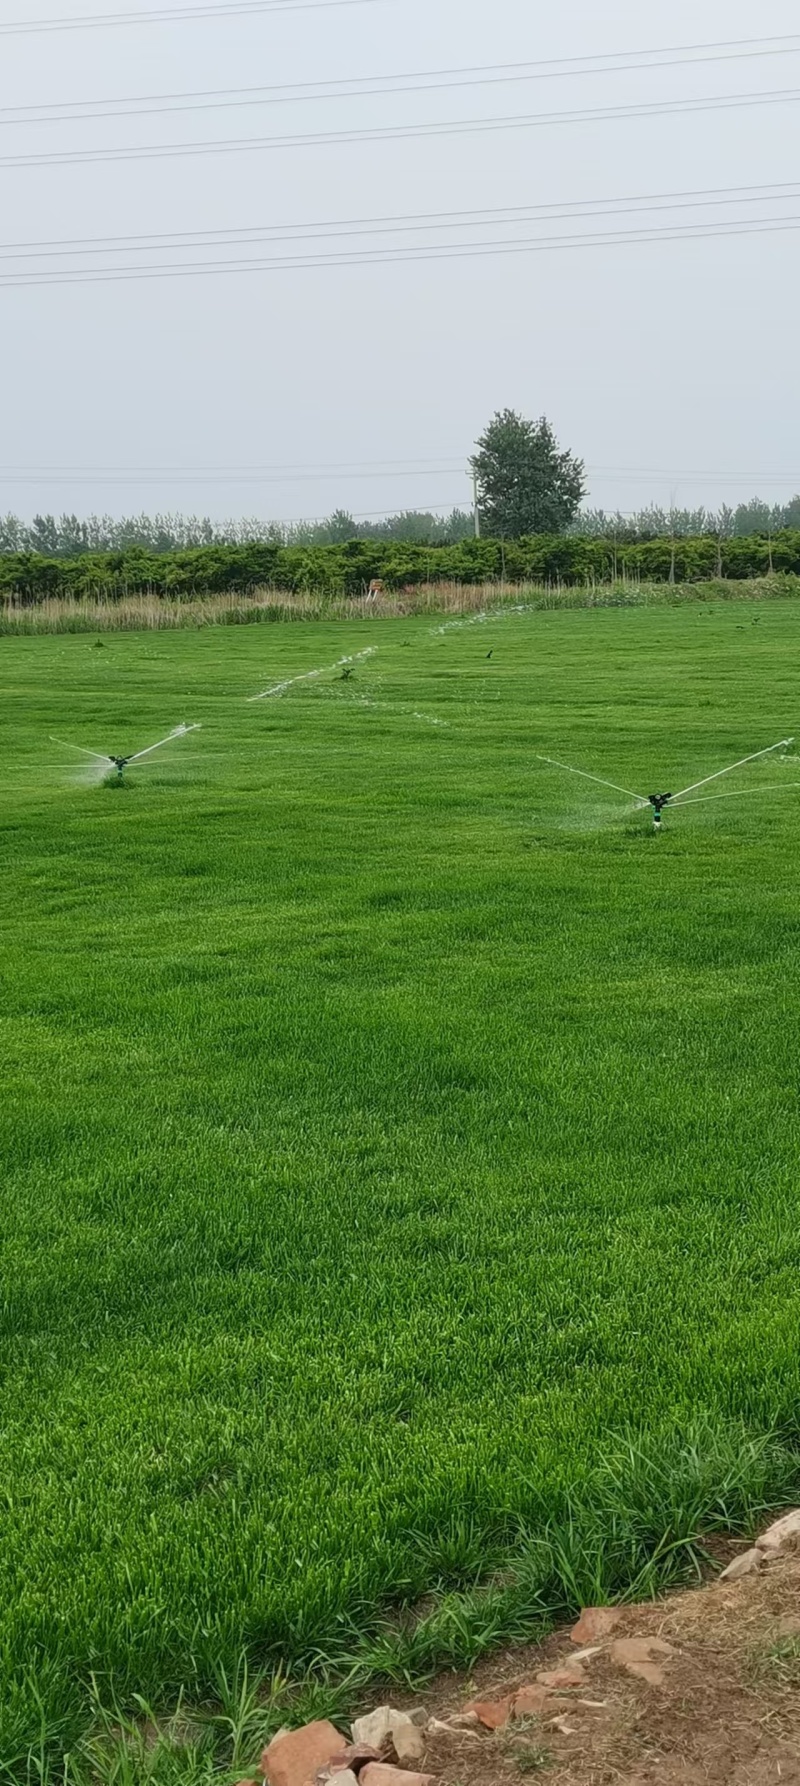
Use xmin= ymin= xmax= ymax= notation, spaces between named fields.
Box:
xmin=720 ymin=1547 xmax=765 ymax=1581
xmin=326 ymin=1746 xmax=382 ymax=1772
xmin=547 ymin=1714 xmax=577 ymax=1736
xmin=570 ymin=1607 xmax=623 ymax=1644
xmin=349 ymin=1709 xmax=425 ymax=1767
xmin=351 ymin=1710 xmax=394 ymax=1751
xmin=611 ymin=1637 xmax=674 ymax=1663
xmin=318 ymin=1746 xmax=382 ymax=1782
xmin=358 ymin=1769 xmax=435 ymax=1786
xmin=425 ymin=1717 xmax=481 ymax=1740
xmin=511 ymin=1684 xmax=553 ymax=1717
xmin=262 ymin=1721 xmax=348 ymax=1786
xmin=326 ymin=1775 xmax=359 ymax=1786
xmin=757 ymin=1510 xmax=800 ymax=1553
xmin=626 ymin=1661 xmax=668 ymax=1687
xmin=391 ymin=1727 xmax=425 ymax=1767
xmin=462 ymin=1696 xmax=513 ymax=1729
xmin=610 ymin=1636 xmax=674 ymax=1688
xmin=536 ymin=1665 xmax=585 ymax=1689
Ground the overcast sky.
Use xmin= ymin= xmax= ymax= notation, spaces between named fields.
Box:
xmin=1 ymin=0 xmax=799 ymax=524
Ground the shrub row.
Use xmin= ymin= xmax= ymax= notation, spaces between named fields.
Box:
xmin=3 ymin=531 xmax=800 ymax=600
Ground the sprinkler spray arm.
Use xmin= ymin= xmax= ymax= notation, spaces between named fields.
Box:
xmin=535 ymin=738 xmax=795 ymax=833
xmin=52 ymin=724 xmax=200 ymax=784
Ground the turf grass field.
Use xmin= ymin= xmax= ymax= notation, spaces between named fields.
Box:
xmin=2 ymin=597 xmax=800 ymax=1763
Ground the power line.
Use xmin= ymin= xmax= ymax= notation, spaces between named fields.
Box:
xmin=0 ymin=503 xmax=467 ymax=520
xmin=0 ymin=179 xmax=797 ymax=261
xmin=0 ymin=467 xmax=467 ymax=483
xmin=3 ymin=463 xmax=797 ymax=482
xmin=3 ymin=462 xmax=799 ymax=497
xmin=589 ymin=464 xmax=800 ymax=478
xmin=3 ymin=208 xmax=800 ymax=288
xmin=3 ymin=85 xmax=800 ymax=172
xmin=0 ymin=455 xmax=464 ymax=470
xmin=587 ymin=471 xmax=800 ymax=486
xmin=5 ymin=35 xmax=800 ymax=125
xmin=0 ymin=0 xmax=392 ymax=37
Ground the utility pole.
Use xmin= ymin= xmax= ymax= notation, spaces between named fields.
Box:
xmin=470 ymin=467 xmax=481 ymax=538
xmin=668 ymin=483 xmax=678 ymax=585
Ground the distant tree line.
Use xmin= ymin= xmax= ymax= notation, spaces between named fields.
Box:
xmin=0 ymin=506 xmax=476 ymax=558
xmin=572 ymin=499 xmax=800 ymax=541
xmin=2 ymin=497 xmax=799 ymax=561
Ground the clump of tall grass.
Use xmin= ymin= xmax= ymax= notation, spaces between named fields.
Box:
xmin=4 ymin=1419 xmax=798 ymax=1786
xmin=2 ymin=574 xmax=799 ymax=635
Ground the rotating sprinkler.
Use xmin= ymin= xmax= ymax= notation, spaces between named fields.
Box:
xmin=647 ymin=793 xmax=673 ymax=830
xmin=534 ymin=738 xmax=795 ymax=831
xmin=51 ymin=723 xmax=201 ymax=783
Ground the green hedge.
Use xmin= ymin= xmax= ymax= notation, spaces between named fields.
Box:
xmin=1 ymin=531 xmax=799 ymax=601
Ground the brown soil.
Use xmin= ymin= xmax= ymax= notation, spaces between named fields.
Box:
xmin=413 ymin=1547 xmax=800 ymax=1786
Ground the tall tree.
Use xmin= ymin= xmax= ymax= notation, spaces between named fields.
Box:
xmin=471 ymin=410 xmax=585 ymax=537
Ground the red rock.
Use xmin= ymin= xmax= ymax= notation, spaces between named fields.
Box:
xmin=462 ymin=1697 xmax=513 ymax=1729
xmin=359 ymin=1770 xmax=434 ymax=1786
xmin=570 ymin=1607 xmax=623 ymax=1645
xmin=535 ymin=1666 xmax=585 ymax=1690
xmin=511 ymin=1684 xmax=552 ymax=1717
xmin=262 ymin=1721 xmax=349 ymax=1786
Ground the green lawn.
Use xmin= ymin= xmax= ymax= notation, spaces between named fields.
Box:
xmin=2 ymin=600 xmax=800 ymax=1772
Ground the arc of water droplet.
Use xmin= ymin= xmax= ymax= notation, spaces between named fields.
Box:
xmin=673 ymin=779 xmax=800 ymax=808
xmin=50 ymin=734 xmax=112 ymax=762
xmin=126 ymin=722 xmax=201 ymax=762
xmin=533 ymin=751 xmax=647 ymax=802
xmin=671 ymin=737 xmax=793 ymax=802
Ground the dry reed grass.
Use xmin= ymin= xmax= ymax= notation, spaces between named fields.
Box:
xmin=1 ymin=575 xmax=795 ymax=634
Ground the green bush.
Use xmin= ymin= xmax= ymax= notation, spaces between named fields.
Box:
xmin=1 ymin=531 xmax=799 ymax=602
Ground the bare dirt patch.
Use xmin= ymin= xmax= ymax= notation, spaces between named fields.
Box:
xmin=413 ymin=1547 xmax=800 ymax=1786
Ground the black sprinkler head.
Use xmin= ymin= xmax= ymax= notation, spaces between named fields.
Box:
xmin=648 ymin=793 xmax=673 ymax=813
